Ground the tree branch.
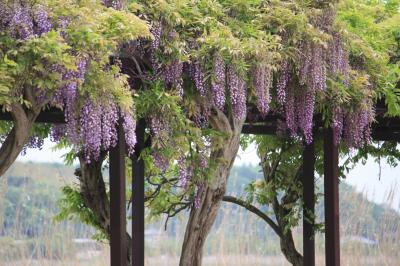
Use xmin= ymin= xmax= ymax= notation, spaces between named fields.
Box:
xmin=209 ymin=105 xmax=232 ymax=133
xmin=223 ymin=195 xmax=282 ymax=238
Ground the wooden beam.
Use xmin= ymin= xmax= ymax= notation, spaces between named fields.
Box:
xmin=110 ymin=120 xmax=127 ymax=266
xmin=131 ymin=119 xmax=145 ymax=266
xmin=0 ymin=108 xmax=65 ymax=124
xmin=1 ymin=106 xmax=400 ymax=141
xmin=323 ymin=128 xmax=340 ymax=266
xmin=372 ymin=130 xmax=400 ymax=141
xmin=302 ymin=141 xmax=315 ymax=266
xmin=241 ymin=124 xmax=277 ymax=135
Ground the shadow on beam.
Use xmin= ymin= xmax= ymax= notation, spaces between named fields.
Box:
xmin=0 ymin=108 xmax=65 ymax=124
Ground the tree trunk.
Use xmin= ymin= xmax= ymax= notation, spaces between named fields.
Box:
xmin=0 ymin=103 xmax=40 ymax=177
xmin=76 ymin=155 xmax=133 ymax=265
xmin=77 ymin=153 xmax=110 ymax=234
xmin=179 ymin=107 xmax=244 ymax=266
xmin=260 ymin=152 xmax=304 ymax=266
xmin=273 ymin=190 xmax=303 ymax=266
xmin=280 ymin=228 xmax=303 ymax=266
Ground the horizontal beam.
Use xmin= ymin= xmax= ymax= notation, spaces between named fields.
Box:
xmin=0 ymin=107 xmax=65 ymax=124
xmin=0 ymin=105 xmax=400 ymax=141
xmin=242 ymin=123 xmax=400 ymax=141
xmin=372 ymin=130 xmax=400 ymax=141
xmin=242 ymin=124 xmax=277 ymax=135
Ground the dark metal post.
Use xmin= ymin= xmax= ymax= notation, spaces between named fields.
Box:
xmin=324 ymin=128 xmax=340 ymax=266
xmin=110 ymin=121 xmax=127 ymax=266
xmin=303 ymin=141 xmax=315 ymax=266
xmin=131 ymin=119 xmax=145 ymax=266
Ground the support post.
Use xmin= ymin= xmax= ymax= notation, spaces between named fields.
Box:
xmin=131 ymin=119 xmax=145 ymax=266
xmin=110 ymin=121 xmax=127 ymax=266
xmin=303 ymin=141 xmax=315 ymax=266
xmin=324 ymin=128 xmax=340 ymax=266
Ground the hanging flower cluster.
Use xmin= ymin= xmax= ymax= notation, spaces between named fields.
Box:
xmin=211 ymin=56 xmax=226 ymax=110
xmin=0 ymin=1 xmax=150 ymax=162
xmin=275 ymin=8 xmax=374 ymax=147
xmin=252 ymin=64 xmax=272 ymax=116
xmin=148 ymin=115 xmax=171 ymax=172
xmin=1 ymin=4 xmax=52 ymax=39
xmin=227 ymin=66 xmax=247 ymax=120
xmin=50 ymin=65 xmax=137 ymax=162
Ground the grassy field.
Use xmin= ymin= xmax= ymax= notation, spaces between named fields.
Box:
xmin=1 ymin=198 xmax=399 ymax=266
xmin=1 ymin=162 xmax=399 ymax=266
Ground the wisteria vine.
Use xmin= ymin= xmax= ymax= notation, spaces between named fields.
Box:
xmin=1 ymin=2 xmax=139 ymax=162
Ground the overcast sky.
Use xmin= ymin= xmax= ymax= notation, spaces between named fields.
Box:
xmin=18 ymin=138 xmax=400 ymax=211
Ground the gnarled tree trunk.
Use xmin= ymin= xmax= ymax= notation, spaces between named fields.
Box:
xmin=76 ymin=155 xmax=133 ymax=265
xmin=261 ymin=152 xmax=304 ymax=266
xmin=77 ymin=153 xmax=110 ymax=234
xmin=0 ymin=103 xmax=41 ymax=177
xmin=179 ymin=107 xmax=244 ymax=266
xmin=223 ymin=143 xmax=304 ymax=266
xmin=279 ymin=227 xmax=303 ymax=266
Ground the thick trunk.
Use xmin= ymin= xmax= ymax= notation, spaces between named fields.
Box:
xmin=77 ymin=153 xmax=110 ymax=234
xmin=0 ymin=103 xmax=39 ymax=177
xmin=179 ymin=107 xmax=244 ymax=266
xmin=274 ymin=193 xmax=303 ymax=266
xmin=76 ymin=156 xmax=133 ymax=265
xmin=260 ymin=152 xmax=304 ymax=266
xmin=272 ymin=183 xmax=304 ymax=266
xmin=280 ymin=229 xmax=303 ymax=266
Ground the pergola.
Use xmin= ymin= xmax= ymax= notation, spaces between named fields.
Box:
xmin=1 ymin=99 xmax=399 ymax=266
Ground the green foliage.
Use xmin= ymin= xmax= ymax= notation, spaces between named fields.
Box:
xmin=248 ymin=135 xmax=304 ymax=232
xmin=0 ymin=30 xmax=71 ymax=106
xmin=132 ymin=0 xmax=281 ymax=81
xmin=54 ymin=185 xmax=107 ymax=240
xmin=240 ymin=130 xmax=400 ymax=236
xmin=135 ymin=82 xmax=212 ymax=217
xmin=337 ymin=0 xmax=400 ymax=115
xmin=2 ymin=0 xmax=398 ymax=248
xmin=125 ymin=0 xmax=400 ymax=224
xmin=0 ymin=0 xmax=150 ymax=135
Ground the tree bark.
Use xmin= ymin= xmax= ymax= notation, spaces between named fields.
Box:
xmin=260 ymin=152 xmax=304 ymax=266
xmin=273 ymin=191 xmax=303 ymax=266
xmin=279 ymin=228 xmax=303 ymax=266
xmin=222 ymin=195 xmax=282 ymax=238
xmin=0 ymin=103 xmax=40 ymax=177
xmin=77 ymin=153 xmax=111 ymax=234
xmin=76 ymin=155 xmax=134 ymax=265
xmin=179 ymin=107 xmax=244 ymax=266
